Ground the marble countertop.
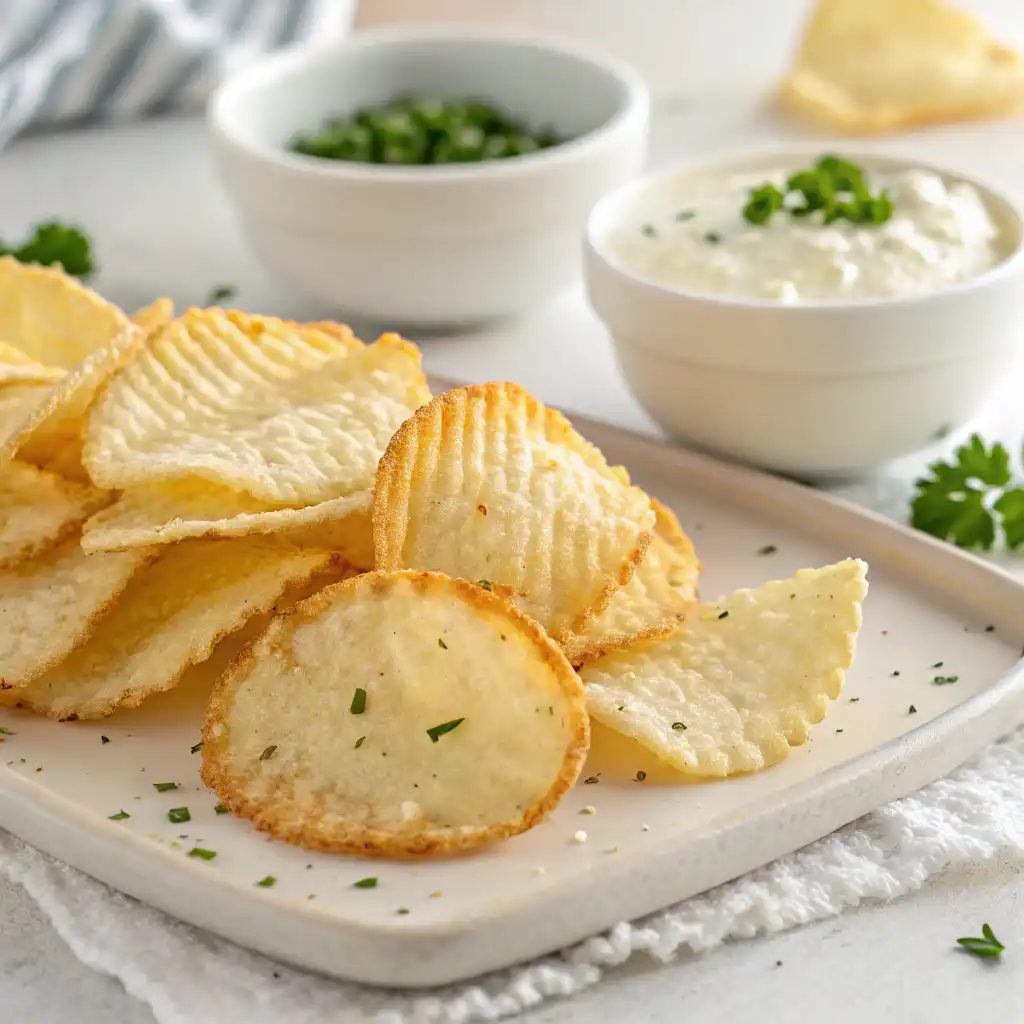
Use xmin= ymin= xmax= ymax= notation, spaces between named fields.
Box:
xmin=3 ymin=87 xmax=1024 ymax=1023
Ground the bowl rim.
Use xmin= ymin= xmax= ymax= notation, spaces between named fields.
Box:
xmin=208 ymin=25 xmax=650 ymax=184
xmin=585 ymin=147 xmax=1024 ymax=312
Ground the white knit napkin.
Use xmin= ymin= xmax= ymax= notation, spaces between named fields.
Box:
xmin=2 ymin=430 xmax=1024 ymax=1023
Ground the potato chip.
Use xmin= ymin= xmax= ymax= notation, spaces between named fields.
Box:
xmin=560 ymin=499 xmax=700 ymax=665
xmin=0 ymin=539 xmax=152 ymax=688
xmin=0 ymin=257 xmax=129 ymax=366
xmin=0 ymin=342 xmax=64 ymax=384
xmin=201 ymin=570 xmax=589 ymax=856
xmin=781 ymin=0 xmax=1024 ymax=132
xmin=1 ymin=324 xmax=143 ymax=467
xmin=0 ymin=384 xmax=49 ymax=446
xmin=581 ymin=560 xmax=868 ymax=777
xmin=4 ymin=538 xmax=339 ymax=720
xmin=80 ymin=476 xmax=373 ymax=567
xmin=84 ymin=309 xmax=430 ymax=504
xmin=0 ymin=461 xmax=111 ymax=567
xmin=374 ymin=383 xmax=655 ymax=645
xmin=132 ymin=296 xmax=174 ymax=334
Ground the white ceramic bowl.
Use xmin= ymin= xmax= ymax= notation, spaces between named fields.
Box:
xmin=584 ymin=152 xmax=1024 ymax=478
xmin=209 ymin=28 xmax=648 ymax=328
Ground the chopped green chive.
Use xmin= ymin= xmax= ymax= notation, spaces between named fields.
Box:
xmin=757 ymin=544 xmax=778 ymax=556
xmin=704 ymin=231 xmax=723 ymax=244
xmin=214 ymin=804 xmax=230 ymax=815
xmin=933 ymin=675 xmax=959 ymax=685
xmin=259 ymin=744 xmax=278 ymax=760
xmin=957 ymin=923 xmax=1005 ymax=959
xmin=188 ymin=847 xmax=217 ymax=861
xmin=437 ymin=638 xmax=448 ymax=650
xmin=350 ymin=688 xmax=367 ymax=714
xmin=640 ymin=223 xmax=657 ymax=238
xmin=671 ymin=722 xmax=687 ymax=731
xmin=190 ymin=741 xmax=203 ymax=754
xmin=931 ymin=661 xmax=944 ymax=668
xmin=153 ymin=782 xmax=179 ymax=792
xmin=353 ymin=877 xmax=378 ymax=889
xmin=354 ymin=736 xmax=366 ymax=749
xmin=635 ymin=770 xmax=647 ymax=782
xmin=256 ymin=875 xmax=277 ymax=888
xmin=718 ymin=610 xmax=729 ymax=619
xmin=109 ymin=810 xmax=130 ymax=821
xmin=427 ymin=718 xmax=465 ymax=743
xmin=168 ymin=807 xmax=191 ymax=824
xmin=675 ymin=209 xmax=696 ymax=221
xmin=396 ymin=907 xmax=410 ymax=915
xmin=206 ymin=284 xmax=237 ymax=305
xmin=583 ymin=775 xmax=601 ymax=785
xmin=0 ymin=727 xmax=16 ymax=735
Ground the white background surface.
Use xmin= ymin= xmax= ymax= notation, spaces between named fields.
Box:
xmin=5 ymin=1 xmax=1024 ymax=1019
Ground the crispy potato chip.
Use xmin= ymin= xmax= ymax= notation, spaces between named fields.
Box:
xmin=0 ymin=384 xmax=49 ymax=446
xmin=0 ymin=461 xmax=111 ymax=567
xmin=201 ymin=570 xmax=589 ymax=857
xmin=79 ymin=477 xmax=373 ymax=567
xmin=781 ymin=0 xmax=1024 ymax=132
xmin=84 ymin=309 xmax=430 ymax=503
xmin=560 ymin=499 xmax=700 ymax=665
xmin=0 ymin=257 xmax=130 ymax=366
xmin=4 ymin=538 xmax=340 ymax=720
xmin=1 ymin=324 xmax=143 ymax=467
xmin=374 ymin=383 xmax=655 ymax=645
xmin=0 ymin=539 xmax=152 ymax=688
xmin=581 ymin=560 xmax=868 ymax=777
xmin=0 ymin=342 xmax=64 ymax=384
xmin=132 ymin=296 xmax=174 ymax=334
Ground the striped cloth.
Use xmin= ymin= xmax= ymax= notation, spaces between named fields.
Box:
xmin=0 ymin=0 xmax=354 ymax=147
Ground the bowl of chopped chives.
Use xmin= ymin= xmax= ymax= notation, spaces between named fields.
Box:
xmin=209 ymin=27 xmax=648 ymax=328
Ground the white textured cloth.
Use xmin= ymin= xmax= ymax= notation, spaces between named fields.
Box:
xmin=2 ymin=451 xmax=1024 ymax=1023
xmin=0 ymin=0 xmax=354 ymax=148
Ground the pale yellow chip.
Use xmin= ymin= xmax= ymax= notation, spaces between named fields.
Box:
xmin=0 ymin=461 xmax=111 ymax=567
xmin=781 ymin=0 xmax=1024 ymax=132
xmin=4 ymin=538 xmax=340 ymax=721
xmin=374 ymin=383 xmax=655 ymax=645
xmin=560 ymin=498 xmax=700 ymax=665
xmin=83 ymin=309 xmax=431 ymax=503
xmin=0 ymin=342 xmax=64 ymax=384
xmin=581 ymin=560 xmax=868 ymax=777
xmin=131 ymin=296 xmax=174 ymax=335
xmin=79 ymin=477 xmax=374 ymax=567
xmin=201 ymin=570 xmax=590 ymax=857
xmin=0 ymin=539 xmax=152 ymax=688
xmin=0 ymin=384 xmax=50 ymax=446
xmin=0 ymin=257 xmax=130 ymax=366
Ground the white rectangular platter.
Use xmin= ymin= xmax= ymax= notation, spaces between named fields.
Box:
xmin=3 ymin=413 xmax=1024 ymax=988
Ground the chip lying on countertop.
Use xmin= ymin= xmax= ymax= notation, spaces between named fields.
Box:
xmin=0 ymin=261 xmax=870 ymax=860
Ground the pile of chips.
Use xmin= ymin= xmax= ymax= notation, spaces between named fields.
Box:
xmin=0 ymin=260 xmax=868 ymax=858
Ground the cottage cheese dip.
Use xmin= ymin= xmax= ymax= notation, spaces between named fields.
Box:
xmin=603 ymin=160 xmax=1009 ymax=303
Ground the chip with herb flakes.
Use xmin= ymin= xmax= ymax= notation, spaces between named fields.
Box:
xmin=0 ymin=538 xmax=153 ymax=688
xmin=374 ymin=382 xmax=654 ymax=646
xmin=3 ymin=537 xmax=341 ymax=721
xmin=80 ymin=476 xmax=374 ymax=568
xmin=84 ymin=309 xmax=431 ymax=504
xmin=781 ymin=0 xmax=1024 ymax=133
xmin=581 ymin=560 xmax=867 ymax=777
xmin=560 ymin=498 xmax=700 ymax=666
xmin=0 ymin=461 xmax=111 ymax=568
xmin=201 ymin=570 xmax=589 ymax=857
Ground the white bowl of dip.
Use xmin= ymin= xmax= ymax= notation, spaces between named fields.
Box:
xmin=584 ymin=151 xmax=1024 ymax=478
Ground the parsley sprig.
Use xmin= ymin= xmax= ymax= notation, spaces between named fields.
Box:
xmin=743 ymin=155 xmax=892 ymax=229
xmin=0 ymin=221 xmax=95 ymax=276
xmin=910 ymin=435 xmax=1024 ymax=551
xmin=957 ymin=923 xmax=1005 ymax=959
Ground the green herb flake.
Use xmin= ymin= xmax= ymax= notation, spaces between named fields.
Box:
xmin=476 ymin=579 xmax=493 ymax=591
xmin=353 ymin=877 xmax=378 ymax=889
xmin=350 ymin=687 xmax=367 ymax=714
xmin=909 ymin=705 xmax=918 ymax=715
xmin=640 ymin=223 xmax=658 ymax=238
xmin=259 ymin=744 xmax=278 ymax=761
xmin=635 ymin=770 xmax=647 ymax=782
xmin=957 ymin=923 xmax=1005 ymax=959
xmin=583 ymin=775 xmax=601 ymax=785
xmin=190 ymin=741 xmax=203 ymax=754
xmin=0 ymin=727 xmax=15 ymax=736
xmin=206 ymin=284 xmax=237 ymax=305
xmin=932 ymin=661 xmax=944 ymax=668
xmin=168 ymin=807 xmax=191 ymax=824
xmin=153 ymin=782 xmax=179 ymax=792
xmin=427 ymin=718 xmax=465 ymax=743
xmin=214 ymin=804 xmax=230 ymax=815
xmin=256 ymin=875 xmax=277 ymax=888
xmin=188 ymin=847 xmax=217 ymax=861
xmin=718 ymin=610 xmax=729 ymax=619
xmin=671 ymin=721 xmax=687 ymax=731
xmin=675 ymin=209 xmax=697 ymax=221
xmin=100 ymin=735 xmax=110 ymax=744
xmin=933 ymin=675 xmax=959 ymax=685
xmin=396 ymin=907 xmax=410 ymax=915
xmin=108 ymin=810 xmax=130 ymax=821
xmin=437 ymin=638 xmax=448 ymax=649
xmin=704 ymin=231 xmax=723 ymax=244
xmin=354 ymin=736 xmax=366 ymax=749
xmin=757 ymin=544 xmax=778 ymax=556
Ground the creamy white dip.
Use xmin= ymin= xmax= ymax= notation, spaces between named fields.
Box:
xmin=603 ymin=164 xmax=1008 ymax=302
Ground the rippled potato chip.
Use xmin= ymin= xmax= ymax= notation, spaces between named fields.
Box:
xmin=0 ymin=461 xmax=111 ymax=568
xmin=0 ymin=539 xmax=153 ymax=688
xmin=4 ymin=538 xmax=339 ymax=721
xmin=81 ymin=476 xmax=374 ymax=567
xmin=0 ymin=384 xmax=49 ymax=447
xmin=374 ymin=383 xmax=654 ymax=645
xmin=202 ymin=570 xmax=589 ymax=856
xmin=781 ymin=0 xmax=1024 ymax=132
xmin=581 ymin=560 xmax=868 ymax=777
xmin=84 ymin=310 xmax=430 ymax=504
xmin=560 ymin=499 xmax=700 ymax=665
xmin=131 ymin=296 xmax=174 ymax=335
xmin=0 ymin=342 xmax=64 ymax=385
